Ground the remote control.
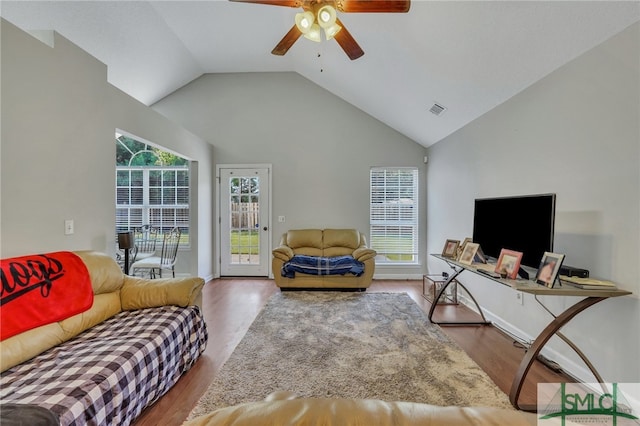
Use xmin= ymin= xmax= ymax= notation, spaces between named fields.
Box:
xmin=477 ymin=269 xmax=501 ymax=279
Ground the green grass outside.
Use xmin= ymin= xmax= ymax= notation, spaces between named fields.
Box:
xmin=228 ymin=231 xmax=414 ymax=261
xmin=230 ymin=230 xmax=259 ymax=254
xmin=370 ymin=236 xmax=415 ymax=261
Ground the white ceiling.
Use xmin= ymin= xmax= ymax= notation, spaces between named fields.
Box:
xmin=2 ymin=1 xmax=639 ymax=147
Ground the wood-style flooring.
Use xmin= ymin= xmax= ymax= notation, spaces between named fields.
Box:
xmin=133 ymin=279 xmax=573 ymax=425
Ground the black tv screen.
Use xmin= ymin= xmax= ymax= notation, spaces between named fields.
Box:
xmin=472 ymin=193 xmax=556 ymax=268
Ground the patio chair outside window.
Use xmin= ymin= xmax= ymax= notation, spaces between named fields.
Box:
xmin=134 ymin=225 xmax=159 ymax=262
xmin=131 ymin=227 xmax=181 ymax=278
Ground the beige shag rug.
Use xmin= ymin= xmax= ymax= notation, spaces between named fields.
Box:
xmin=187 ymin=291 xmax=512 ymax=420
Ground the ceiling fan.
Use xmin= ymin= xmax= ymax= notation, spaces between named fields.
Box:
xmin=229 ymin=0 xmax=411 ymax=60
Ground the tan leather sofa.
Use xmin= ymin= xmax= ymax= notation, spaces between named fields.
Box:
xmin=1 ymin=250 xmax=204 ymax=372
xmin=184 ymin=392 xmax=536 ymax=425
xmin=272 ymin=229 xmax=377 ymax=290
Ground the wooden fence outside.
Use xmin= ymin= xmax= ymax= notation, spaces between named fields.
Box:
xmin=231 ymin=202 xmax=260 ymax=229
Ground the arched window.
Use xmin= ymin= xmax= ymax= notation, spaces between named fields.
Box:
xmin=115 ymin=133 xmax=190 ymax=246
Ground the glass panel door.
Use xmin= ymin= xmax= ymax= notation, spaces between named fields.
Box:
xmin=220 ymin=167 xmax=269 ymax=276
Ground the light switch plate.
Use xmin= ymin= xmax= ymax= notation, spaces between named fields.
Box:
xmin=64 ymin=219 xmax=74 ymax=235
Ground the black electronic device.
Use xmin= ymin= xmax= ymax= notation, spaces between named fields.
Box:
xmin=517 ymin=267 xmax=530 ymax=280
xmin=472 ymin=193 xmax=556 ymax=269
xmin=559 ymin=265 xmax=589 ymax=278
xmin=477 ymin=269 xmax=501 ymax=279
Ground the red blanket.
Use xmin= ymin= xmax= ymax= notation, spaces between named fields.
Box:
xmin=1 ymin=251 xmax=94 ymax=340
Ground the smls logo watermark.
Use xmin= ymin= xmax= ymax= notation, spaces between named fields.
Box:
xmin=538 ymin=383 xmax=640 ymax=425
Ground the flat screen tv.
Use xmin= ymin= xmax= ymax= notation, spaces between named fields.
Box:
xmin=472 ymin=193 xmax=556 ymax=269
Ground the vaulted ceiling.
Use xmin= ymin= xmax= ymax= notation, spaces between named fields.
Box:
xmin=2 ymin=1 xmax=638 ymax=147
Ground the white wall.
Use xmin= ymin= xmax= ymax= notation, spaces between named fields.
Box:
xmin=426 ymin=23 xmax=639 ymax=383
xmin=1 ymin=19 xmax=215 ymax=280
xmin=152 ymin=72 xmax=429 ymax=278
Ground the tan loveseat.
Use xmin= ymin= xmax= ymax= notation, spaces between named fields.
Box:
xmin=1 ymin=250 xmax=204 ymax=372
xmin=185 ymin=392 xmax=536 ymax=426
xmin=0 ymin=250 xmax=207 ymax=425
xmin=272 ymin=229 xmax=376 ymax=290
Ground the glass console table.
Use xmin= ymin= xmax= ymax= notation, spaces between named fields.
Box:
xmin=430 ymin=253 xmax=632 ymax=412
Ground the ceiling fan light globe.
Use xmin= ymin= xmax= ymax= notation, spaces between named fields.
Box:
xmin=324 ymin=23 xmax=341 ymax=40
xmin=303 ymin=23 xmax=322 ymax=42
xmin=317 ymin=5 xmax=337 ymax=28
xmin=295 ymin=11 xmax=315 ymax=33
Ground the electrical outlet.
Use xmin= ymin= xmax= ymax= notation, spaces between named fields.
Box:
xmin=516 ymin=291 xmax=524 ymax=305
xmin=278 ymin=216 xmax=286 ymax=223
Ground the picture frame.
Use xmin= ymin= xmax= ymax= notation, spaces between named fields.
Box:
xmin=457 ymin=237 xmax=472 ymax=260
xmin=494 ymin=249 xmax=523 ymax=280
xmin=459 ymin=242 xmax=479 ymax=265
xmin=535 ymin=252 xmax=565 ymax=288
xmin=441 ymin=239 xmax=460 ymax=259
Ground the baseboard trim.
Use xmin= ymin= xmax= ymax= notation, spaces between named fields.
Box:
xmin=456 ymin=293 xmax=595 ymax=384
xmin=373 ymin=274 xmax=424 ymax=280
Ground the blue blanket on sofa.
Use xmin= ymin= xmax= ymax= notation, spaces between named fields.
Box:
xmin=281 ymin=255 xmax=364 ymax=278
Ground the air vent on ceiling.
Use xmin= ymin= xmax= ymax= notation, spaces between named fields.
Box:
xmin=429 ymin=103 xmax=447 ymax=116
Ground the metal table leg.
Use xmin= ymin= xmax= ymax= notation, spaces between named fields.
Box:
xmin=509 ymin=296 xmax=607 ymax=412
xmin=427 ymin=267 xmax=491 ymax=326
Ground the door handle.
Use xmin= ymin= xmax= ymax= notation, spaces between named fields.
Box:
xmin=263 ymin=226 xmax=268 ymax=231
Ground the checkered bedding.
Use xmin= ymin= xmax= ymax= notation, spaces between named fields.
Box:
xmin=0 ymin=305 xmax=208 ymax=426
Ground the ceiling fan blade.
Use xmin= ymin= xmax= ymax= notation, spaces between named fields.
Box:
xmin=229 ymin=0 xmax=302 ymax=7
xmin=336 ymin=0 xmax=410 ymax=13
xmin=272 ymin=25 xmax=303 ymax=56
xmin=334 ymin=19 xmax=364 ymax=60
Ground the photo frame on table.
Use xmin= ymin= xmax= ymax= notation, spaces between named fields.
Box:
xmin=494 ymin=249 xmax=523 ymax=279
xmin=457 ymin=237 xmax=472 ymax=260
xmin=441 ymin=239 xmax=460 ymax=259
xmin=459 ymin=242 xmax=479 ymax=265
xmin=535 ymin=252 xmax=565 ymax=288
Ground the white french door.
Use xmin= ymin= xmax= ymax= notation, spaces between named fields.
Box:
xmin=219 ymin=167 xmax=270 ymax=276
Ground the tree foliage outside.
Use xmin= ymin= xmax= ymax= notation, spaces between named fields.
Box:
xmin=230 ymin=177 xmax=259 ymax=203
xmin=116 ymin=136 xmax=187 ymax=167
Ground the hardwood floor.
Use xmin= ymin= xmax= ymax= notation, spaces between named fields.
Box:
xmin=133 ymin=279 xmax=573 ymax=425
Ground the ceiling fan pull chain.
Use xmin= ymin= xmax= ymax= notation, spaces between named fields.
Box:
xmin=317 ymin=45 xmax=325 ymax=73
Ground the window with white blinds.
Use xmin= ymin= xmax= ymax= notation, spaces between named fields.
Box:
xmin=370 ymin=167 xmax=419 ymax=264
xmin=116 ymin=167 xmax=190 ymax=246
xmin=115 ymin=133 xmax=190 ymax=247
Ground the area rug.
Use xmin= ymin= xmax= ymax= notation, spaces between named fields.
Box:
xmin=187 ymin=292 xmax=512 ymax=419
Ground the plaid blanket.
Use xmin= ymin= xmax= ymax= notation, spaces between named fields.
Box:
xmin=0 ymin=305 xmax=208 ymax=426
xmin=281 ymin=255 xmax=364 ymax=278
